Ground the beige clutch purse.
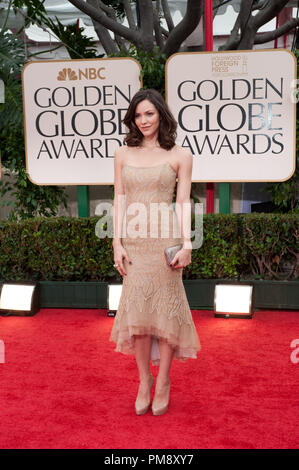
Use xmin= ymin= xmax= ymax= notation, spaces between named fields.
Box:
xmin=164 ymin=243 xmax=183 ymax=265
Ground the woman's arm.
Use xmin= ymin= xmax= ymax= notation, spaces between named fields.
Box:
xmin=113 ymin=146 xmax=126 ymax=247
xmin=175 ymin=149 xmax=193 ymax=250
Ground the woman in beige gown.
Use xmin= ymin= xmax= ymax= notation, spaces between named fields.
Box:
xmin=110 ymin=89 xmax=201 ymax=416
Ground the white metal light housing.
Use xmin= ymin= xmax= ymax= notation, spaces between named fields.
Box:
xmin=107 ymin=283 xmax=122 ymax=317
xmin=0 ymin=282 xmax=40 ymax=316
xmin=214 ymin=282 xmax=254 ymax=319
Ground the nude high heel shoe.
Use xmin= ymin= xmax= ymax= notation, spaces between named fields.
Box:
xmin=152 ymin=379 xmax=171 ymax=416
xmin=135 ymin=373 xmax=155 ymax=415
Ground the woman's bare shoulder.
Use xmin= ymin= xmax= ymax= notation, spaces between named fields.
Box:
xmin=173 ymin=144 xmax=192 ymax=157
xmin=114 ymin=144 xmax=131 ymax=163
xmin=115 ymin=144 xmax=129 ymax=156
xmin=173 ymin=144 xmax=193 ymax=168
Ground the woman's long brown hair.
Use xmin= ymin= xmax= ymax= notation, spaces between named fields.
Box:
xmin=123 ymin=89 xmax=177 ymax=150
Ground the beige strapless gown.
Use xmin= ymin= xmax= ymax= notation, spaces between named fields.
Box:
xmin=109 ymin=162 xmax=201 ymax=365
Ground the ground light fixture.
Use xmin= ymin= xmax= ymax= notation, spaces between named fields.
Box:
xmin=107 ymin=283 xmax=122 ymax=317
xmin=0 ymin=282 xmax=40 ymax=316
xmin=214 ymin=282 xmax=254 ymax=319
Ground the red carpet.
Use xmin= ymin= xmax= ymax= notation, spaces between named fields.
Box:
xmin=0 ymin=308 xmax=298 ymax=449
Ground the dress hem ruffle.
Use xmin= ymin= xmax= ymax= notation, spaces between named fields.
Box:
xmin=109 ymin=324 xmax=201 ymax=366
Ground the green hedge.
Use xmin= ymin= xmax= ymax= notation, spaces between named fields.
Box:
xmin=0 ymin=213 xmax=298 ymax=282
xmin=188 ymin=213 xmax=298 ymax=281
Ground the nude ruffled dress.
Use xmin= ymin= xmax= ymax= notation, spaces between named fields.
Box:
xmin=109 ymin=161 xmax=201 ymax=365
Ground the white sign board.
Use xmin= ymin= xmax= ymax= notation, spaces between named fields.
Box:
xmin=22 ymin=58 xmax=141 ymax=185
xmin=166 ymin=49 xmax=296 ymax=182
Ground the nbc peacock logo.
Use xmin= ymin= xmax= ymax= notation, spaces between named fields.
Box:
xmin=57 ymin=68 xmax=78 ymax=81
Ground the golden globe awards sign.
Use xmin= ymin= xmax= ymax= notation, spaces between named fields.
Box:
xmin=166 ymin=49 xmax=296 ymax=182
xmin=22 ymin=58 xmax=141 ymax=185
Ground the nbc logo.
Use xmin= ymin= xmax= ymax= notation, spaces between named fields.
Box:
xmin=57 ymin=68 xmax=78 ymax=81
xmin=57 ymin=67 xmax=106 ymax=81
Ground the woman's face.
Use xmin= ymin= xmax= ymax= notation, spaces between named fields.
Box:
xmin=134 ymin=99 xmax=160 ymax=139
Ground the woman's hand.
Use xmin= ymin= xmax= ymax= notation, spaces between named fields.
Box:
xmin=113 ymin=243 xmax=131 ymax=277
xmin=170 ymin=248 xmax=192 ymax=270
